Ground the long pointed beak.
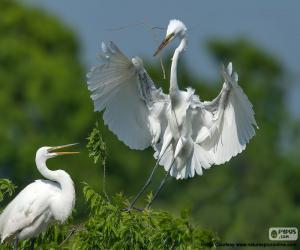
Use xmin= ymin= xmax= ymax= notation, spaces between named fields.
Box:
xmin=153 ymin=32 xmax=175 ymax=56
xmin=48 ymin=143 xmax=80 ymax=156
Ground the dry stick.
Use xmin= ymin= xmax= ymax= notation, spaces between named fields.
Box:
xmin=102 ymin=160 xmax=110 ymax=201
xmin=142 ymin=19 xmax=166 ymax=79
xmin=105 ymin=21 xmax=145 ymax=32
xmin=58 ymin=229 xmax=76 ymax=248
xmin=160 ymin=59 xmax=166 ymax=80
xmin=58 ymin=224 xmax=86 ymax=247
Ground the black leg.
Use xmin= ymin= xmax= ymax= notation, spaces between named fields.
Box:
xmin=146 ymin=158 xmax=175 ymax=209
xmin=128 ymin=143 xmax=172 ymax=210
xmin=13 ymin=238 xmax=18 ymax=250
xmin=128 ymin=158 xmax=160 ymax=209
xmin=30 ymin=238 xmax=35 ymax=250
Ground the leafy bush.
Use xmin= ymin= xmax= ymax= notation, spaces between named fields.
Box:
xmin=0 ymin=179 xmax=16 ymax=203
xmin=71 ymin=183 xmax=217 ymax=250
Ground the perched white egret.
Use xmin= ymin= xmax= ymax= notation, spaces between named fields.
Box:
xmin=0 ymin=144 xmax=79 ymax=249
xmin=87 ymin=19 xmax=257 ymax=206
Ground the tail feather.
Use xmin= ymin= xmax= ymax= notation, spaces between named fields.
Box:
xmin=156 ymin=141 xmax=214 ymax=180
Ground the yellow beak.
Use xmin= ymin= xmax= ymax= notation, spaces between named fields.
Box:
xmin=48 ymin=143 xmax=80 ymax=156
xmin=153 ymin=32 xmax=175 ymax=56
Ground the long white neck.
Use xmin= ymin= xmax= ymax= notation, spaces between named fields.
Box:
xmin=170 ymin=37 xmax=187 ymax=93
xmin=35 ymin=156 xmax=74 ymax=195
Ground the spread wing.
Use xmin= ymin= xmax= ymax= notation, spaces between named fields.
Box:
xmin=152 ymin=63 xmax=257 ymax=179
xmin=0 ymin=180 xmax=58 ymax=242
xmin=87 ymin=42 xmax=168 ymax=150
xmin=192 ymin=62 xmax=258 ymax=165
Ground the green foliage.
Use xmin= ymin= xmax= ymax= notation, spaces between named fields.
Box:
xmin=87 ymin=122 xmax=106 ymax=165
xmin=72 ymin=183 xmax=217 ymax=249
xmin=0 ymin=179 xmax=16 ymax=203
xmin=21 ymin=223 xmax=72 ymax=250
xmin=86 ymin=123 xmax=109 ymax=200
xmin=0 ymin=220 xmax=73 ymax=250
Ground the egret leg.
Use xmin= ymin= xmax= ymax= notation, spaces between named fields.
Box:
xmin=146 ymin=158 xmax=175 ymax=209
xmin=128 ymin=158 xmax=160 ymax=209
xmin=128 ymin=143 xmax=172 ymax=210
xmin=13 ymin=238 xmax=18 ymax=250
xmin=30 ymin=239 xmax=35 ymax=250
xmin=128 ymin=104 xmax=181 ymax=210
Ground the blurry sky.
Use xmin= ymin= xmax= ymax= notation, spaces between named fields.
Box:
xmin=26 ymin=0 xmax=300 ymax=116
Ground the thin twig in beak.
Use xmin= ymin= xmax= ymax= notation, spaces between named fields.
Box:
xmin=55 ymin=151 xmax=80 ymax=156
xmin=153 ymin=32 xmax=175 ymax=56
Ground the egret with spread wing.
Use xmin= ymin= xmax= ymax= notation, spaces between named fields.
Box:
xmin=87 ymin=19 xmax=257 ymax=207
xmin=152 ymin=20 xmax=258 ymax=179
xmin=0 ymin=144 xmax=79 ymax=249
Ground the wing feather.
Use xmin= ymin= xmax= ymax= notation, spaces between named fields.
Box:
xmin=152 ymin=63 xmax=257 ymax=179
xmin=87 ymin=42 xmax=168 ymax=150
xmin=0 ymin=180 xmax=58 ymax=242
xmin=194 ymin=63 xmax=258 ymax=165
xmin=153 ymin=63 xmax=257 ymax=179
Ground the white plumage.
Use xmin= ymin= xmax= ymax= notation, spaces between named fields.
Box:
xmin=0 ymin=144 xmax=78 ymax=247
xmin=87 ymin=43 xmax=168 ymax=149
xmin=157 ymin=64 xmax=258 ymax=179
xmin=87 ymin=19 xmax=258 ymax=180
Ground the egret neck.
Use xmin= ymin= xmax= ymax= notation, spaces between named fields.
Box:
xmin=170 ymin=37 xmax=187 ymax=94
xmin=35 ymin=154 xmax=74 ymax=197
xmin=169 ymin=36 xmax=188 ymax=138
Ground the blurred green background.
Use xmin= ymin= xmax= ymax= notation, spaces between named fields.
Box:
xmin=0 ymin=0 xmax=299 ymax=249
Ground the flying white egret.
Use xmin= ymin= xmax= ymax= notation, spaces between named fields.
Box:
xmin=0 ymin=144 xmax=79 ymax=249
xmin=87 ymin=19 xmax=257 ymax=207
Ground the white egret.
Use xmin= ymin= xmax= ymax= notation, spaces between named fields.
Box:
xmin=87 ymin=19 xmax=257 ymax=207
xmin=0 ymin=144 xmax=79 ymax=249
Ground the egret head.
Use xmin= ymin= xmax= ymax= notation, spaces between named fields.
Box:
xmin=36 ymin=143 xmax=80 ymax=161
xmin=154 ymin=19 xmax=187 ymax=56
